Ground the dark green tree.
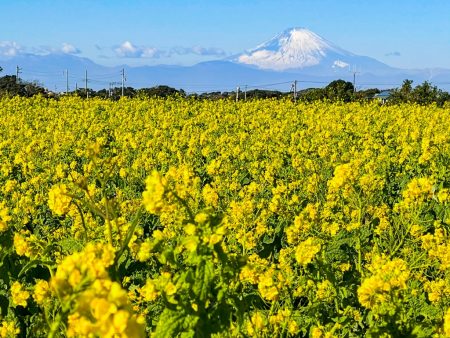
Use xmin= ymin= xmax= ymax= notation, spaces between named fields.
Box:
xmin=390 ymin=80 xmax=449 ymax=106
xmin=325 ymin=79 xmax=354 ymax=102
xmin=390 ymin=79 xmax=413 ymax=104
xmin=0 ymin=75 xmax=46 ymax=97
xmin=137 ymin=85 xmax=184 ymax=98
xmin=299 ymin=88 xmax=326 ymax=102
xmin=411 ymin=81 xmax=446 ymax=105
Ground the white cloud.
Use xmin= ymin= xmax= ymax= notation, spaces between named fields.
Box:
xmin=332 ymin=60 xmax=350 ymax=69
xmin=0 ymin=41 xmax=22 ymax=56
xmin=114 ymin=41 xmax=164 ymax=58
xmin=170 ymin=46 xmax=226 ymax=57
xmin=113 ymin=41 xmax=227 ymax=59
xmin=18 ymin=42 xmax=81 ymax=56
xmin=61 ymin=43 xmax=81 ymax=54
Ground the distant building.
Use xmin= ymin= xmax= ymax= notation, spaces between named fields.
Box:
xmin=373 ymin=90 xmax=392 ymax=104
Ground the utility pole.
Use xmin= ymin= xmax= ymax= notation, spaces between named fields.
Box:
xmin=351 ymin=67 xmax=360 ymax=93
xmin=236 ymin=86 xmax=240 ymax=102
xmin=121 ymin=68 xmax=125 ymax=97
xmin=64 ymin=69 xmax=69 ymax=94
xmin=85 ymin=69 xmax=88 ymax=98
xmin=16 ymin=65 xmax=22 ymax=84
xmin=109 ymin=82 xmax=121 ymax=99
xmin=244 ymin=85 xmax=247 ymax=100
xmin=293 ymin=80 xmax=297 ymax=102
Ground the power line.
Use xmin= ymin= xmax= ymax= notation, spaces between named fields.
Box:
xmin=6 ymin=65 xmax=450 ymax=94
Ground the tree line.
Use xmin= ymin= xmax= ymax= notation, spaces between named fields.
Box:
xmin=0 ymin=66 xmax=449 ymax=105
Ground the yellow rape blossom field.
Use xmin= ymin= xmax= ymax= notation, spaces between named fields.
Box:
xmin=1 ymin=95 xmax=450 ymax=337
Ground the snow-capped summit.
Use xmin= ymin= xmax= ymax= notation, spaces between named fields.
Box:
xmin=233 ymin=27 xmax=392 ymax=74
xmin=236 ymin=27 xmax=353 ymax=70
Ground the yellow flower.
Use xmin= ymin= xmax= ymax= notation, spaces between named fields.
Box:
xmin=0 ymin=202 xmax=11 ymax=233
xmin=184 ymin=236 xmax=199 ymax=252
xmin=11 ymin=281 xmax=30 ymax=307
xmin=0 ymin=320 xmax=20 ymax=337
xmin=184 ymin=223 xmax=196 ymax=235
xmin=444 ymin=308 xmax=450 ymax=337
xmin=48 ymin=183 xmax=72 ymax=215
xmin=358 ymin=256 xmax=410 ymax=310
xmin=194 ymin=212 xmax=209 ymax=224
xmin=258 ymin=269 xmax=279 ymax=301
xmin=316 ymin=280 xmax=335 ymax=302
xmin=246 ymin=312 xmax=266 ymax=336
xmin=202 ymin=184 xmax=219 ymax=207
xmin=13 ymin=233 xmax=34 ymax=257
xmin=140 ymin=280 xmax=159 ymax=302
xmin=295 ymin=237 xmax=321 ymax=266
xmin=33 ymin=280 xmax=50 ymax=305
xmin=164 ymin=282 xmax=177 ymax=296
xmin=311 ymin=326 xmax=324 ymax=338
xmin=142 ymin=171 xmax=166 ymax=214
xmin=425 ymin=279 xmax=450 ymax=303
xmin=112 ymin=310 xmax=130 ymax=333
xmin=398 ymin=177 xmax=434 ymax=208
xmin=136 ymin=241 xmax=153 ymax=262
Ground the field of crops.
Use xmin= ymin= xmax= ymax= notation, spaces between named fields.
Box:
xmin=1 ymin=96 xmax=450 ymax=337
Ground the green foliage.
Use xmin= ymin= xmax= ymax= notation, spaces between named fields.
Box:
xmin=0 ymin=75 xmax=47 ymax=98
xmin=390 ymin=79 xmax=450 ymax=106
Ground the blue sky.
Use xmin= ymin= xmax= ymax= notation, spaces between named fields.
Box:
xmin=1 ymin=0 xmax=449 ymax=69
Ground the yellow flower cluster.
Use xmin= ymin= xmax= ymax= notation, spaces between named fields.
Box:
xmin=425 ymin=279 xmax=450 ymax=303
xmin=33 ymin=280 xmax=50 ymax=305
xmin=2 ymin=96 xmax=450 ymax=336
xmin=51 ymin=242 xmax=115 ymax=295
xmin=444 ymin=308 xmax=450 ymax=337
xmin=0 ymin=320 xmax=20 ymax=338
xmin=395 ymin=177 xmax=434 ymax=211
xmin=421 ymin=228 xmax=450 ymax=270
xmin=142 ymin=171 xmax=167 ymax=214
xmin=49 ymin=242 xmax=145 ymax=337
xmin=0 ymin=202 xmax=11 ymax=233
xmin=48 ymin=183 xmax=72 ymax=216
xmin=295 ymin=237 xmax=321 ymax=266
xmin=10 ymin=281 xmax=30 ymax=307
xmin=358 ymin=256 xmax=410 ymax=311
xmin=67 ymin=280 xmax=145 ymax=338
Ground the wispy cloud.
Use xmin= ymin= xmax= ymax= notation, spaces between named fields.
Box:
xmin=1 ymin=41 xmax=82 ymax=56
xmin=0 ymin=41 xmax=22 ymax=56
xmin=385 ymin=51 xmax=401 ymax=57
xmin=112 ymin=41 xmax=228 ymax=59
xmin=61 ymin=43 xmax=81 ymax=55
xmin=113 ymin=41 xmax=165 ymax=58
xmin=170 ymin=46 xmax=227 ymax=57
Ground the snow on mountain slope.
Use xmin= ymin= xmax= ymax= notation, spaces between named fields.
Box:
xmin=234 ymin=27 xmax=393 ymax=74
xmin=236 ymin=27 xmax=353 ymax=70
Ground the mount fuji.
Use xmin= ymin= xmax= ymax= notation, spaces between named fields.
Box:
xmin=232 ymin=27 xmax=395 ymax=75
xmin=1 ymin=27 xmax=449 ymax=92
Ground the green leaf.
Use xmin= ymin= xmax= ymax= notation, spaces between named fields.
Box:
xmin=57 ymin=238 xmax=83 ymax=254
xmin=18 ymin=259 xmax=53 ymax=278
xmin=193 ymin=260 xmax=214 ymax=302
xmin=153 ymin=309 xmax=186 ymax=338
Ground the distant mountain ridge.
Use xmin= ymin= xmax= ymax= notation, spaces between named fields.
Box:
xmin=1 ymin=27 xmax=449 ymax=92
